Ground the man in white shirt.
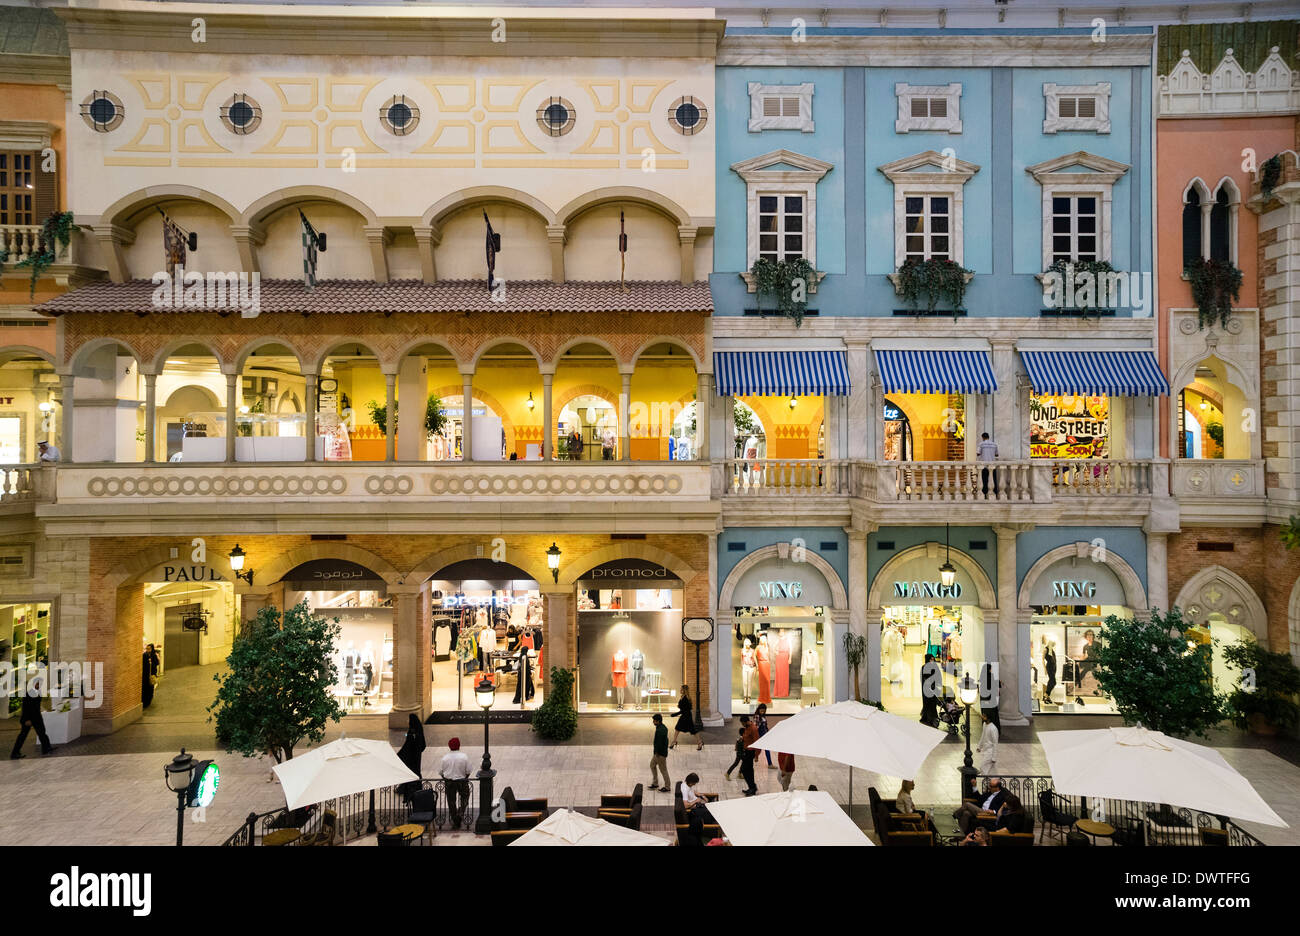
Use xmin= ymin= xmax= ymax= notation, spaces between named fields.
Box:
xmin=976 ymin=432 xmax=998 ymax=496
xmin=439 ymin=737 xmax=472 ymax=829
xmin=975 ymin=711 xmax=999 ymax=776
xmin=37 ymin=440 xmax=60 ymax=463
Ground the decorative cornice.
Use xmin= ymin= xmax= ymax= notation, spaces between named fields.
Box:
xmin=878 ymin=149 xmax=980 ymax=184
xmin=0 ymin=53 xmax=71 ymax=89
xmin=1026 ymin=151 xmax=1131 ymax=185
xmin=718 ymin=34 xmax=1154 ymax=67
xmin=1158 ymin=45 xmax=1300 ymax=118
xmin=730 ymin=148 xmax=835 ymax=182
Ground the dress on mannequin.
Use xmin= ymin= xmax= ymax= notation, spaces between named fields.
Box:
xmin=628 ymin=648 xmax=645 ymax=708
xmin=611 ymin=649 xmax=629 ymax=709
xmin=741 ymin=640 xmax=756 ymax=703
xmin=800 ymin=646 xmax=820 ymax=677
xmin=883 ymin=625 xmax=905 ymax=685
xmin=755 ymin=635 xmax=773 ymax=706
xmin=773 ymin=632 xmax=791 ymax=697
xmin=512 ymin=646 xmax=535 ymax=704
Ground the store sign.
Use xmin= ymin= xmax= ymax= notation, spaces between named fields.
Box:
xmin=578 ymin=559 xmax=682 ymax=590
xmin=285 ymin=558 xmax=386 ymax=592
xmin=1030 ymin=394 xmax=1110 ymax=459
xmin=883 ymin=403 xmax=902 ymax=421
xmin=892 ymin=580 xmax=963 ymax=600
xmin=158 ymin=565 xmax=225 ymax=583
xmin=758 ymin=580 xmax=803 ymax=600
xmin=1028 ymin=559 xmax=1125 ymax=606
xmin=1052 ymin=580 xmax=1096 ymax=599
xmin=682 ymin=618 xmax=714 ymax=642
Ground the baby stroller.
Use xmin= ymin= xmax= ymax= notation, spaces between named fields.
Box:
xmin=936 ymin=697 xmax=969 ymax=737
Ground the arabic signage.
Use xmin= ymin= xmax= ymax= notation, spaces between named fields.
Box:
xmin=285 ymin=559 xmax=386 ymax=593
xmin=1030 ymin=394 xmax=1109 ymax=459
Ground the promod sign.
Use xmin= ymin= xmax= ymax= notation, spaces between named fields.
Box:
xmin=893 ymin=580 xmax=963 ymax=600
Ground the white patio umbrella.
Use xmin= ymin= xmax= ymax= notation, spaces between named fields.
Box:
xmin=707 ymin=790 xmax=874 ymax=846
xmin=274 ymin=737 xmax=419 ymax=809
xmin=747 ymin=700 xmax=947 ymax=809
xmin=509 ymin=808 xmax=670 ymax=846
xmin=1037 ymin=726 xmax=1288 ymax=828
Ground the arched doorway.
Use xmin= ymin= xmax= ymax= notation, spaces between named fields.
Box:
xmin=554 ymin=341 xmax=621 ymax=460
xmin=425 ymin=558 xmax=544 ymax=711
xmin=155 ymin=342 xmax=224 ymax=462
xmin=1174 ymin=356 xmax=1253 ymax=460
xmin=558 ymin=392 xmax=618 ymax=461
xmin=868 ymin=543 xmax=995 ymax=717
xmin=1175 ymin=565 xmax=1268 ymax=697
xmin=0 ymin=348 xmax=57 ymax=464
xmin=718 ymin=544 xmax=848 ymax=716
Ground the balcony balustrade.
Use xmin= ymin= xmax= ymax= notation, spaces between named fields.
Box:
xmin=0 ymin=224 xmax=44 ymax=265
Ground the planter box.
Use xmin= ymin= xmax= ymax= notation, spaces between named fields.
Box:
xmin=44 ymin=699 xmax=83 ymax=745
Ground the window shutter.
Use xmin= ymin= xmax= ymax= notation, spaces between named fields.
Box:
xmin=911 ymin=97 xmax=928 ymax=118
xmin=929 ymin=97 xmax=947 ymax=118
xmin=1076 ymin=97 xmax=1096 ymax=118
xmin=1059 ymin=97 xmax=1077 ymax=118
xmin=781 ymin=97 xmax=800 ymax=117
xmin=763 ymin=97 xmax=782 ymax=117
xmin=34 ymin=162 xmax=58 ymax=220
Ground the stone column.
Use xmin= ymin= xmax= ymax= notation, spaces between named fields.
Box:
xmin=303 ymin=372 xmax=317 ymax=462
xmin=705 ymin=530 xmax=722 ymax=723
xmin=461 ymin=372 xmax=474 ymax=462
xmin=847 ymin=529 xmax=868 ymax=702
xmin=865 ymin=608 xmax=884 ymax=704
xmin=1146 ymin=531 xmax=1169 ymax=613
xmin=619 ymin=371 xmax=631 ymax=461
xmin=993 ymin=524 xmax=1028 ymax=725
xmin=225 ymin=373 xmax=238 ymax=463
xmin=389 ymin=585 xmax=425 ymax=728
xmin=722 ymin=396 xmax=736 ymax=462
xmin=541 ymin=372 xmax=554 ymax=460
xmin=677 ymin=225 xmax=697 ymax=284
xmin=143 ymin=372 xmax=157 ymax=464
xmin=846 ymin=340 xmax=870 ymax=460
xmin=831 ymin=608 xmax=851 ymax=704
xmin=543 ymin=590 xmax=570 ymax=689
xmin=384 ymin=372 xmax=396 ymax=462
xmin=58 ymin=375 xmax=74 ymax=462
xmin=695 ymin=373 xmax=712 ymax=461
xmin=991 ymin=339 xmax=1018 ymax=458
xmin=397 ymin=356 xmax=423 ymax=461
xmin=546 ymin=224 xmax=566 ymax=284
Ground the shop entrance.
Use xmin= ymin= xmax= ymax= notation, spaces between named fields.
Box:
xmin=880 ymin=604 xmax=984 ymax=716
xmin=283 ymin=559 xmax=393 ymax=717
xmin=576 ymin=559 xmax=683 ymax=713
xmin=427 ymin=559 xmax=544 ymax=712
xmin=1 ymin=601 xmax=52 ymax=719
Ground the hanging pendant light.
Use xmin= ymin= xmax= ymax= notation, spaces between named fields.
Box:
xmin=939 ymin=523 xmax=957 ymax=589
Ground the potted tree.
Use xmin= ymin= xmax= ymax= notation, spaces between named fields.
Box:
xmin=842 ymin=631 xmax=867 ymax=702
xmin=1222 ymin=639 xmax=1300 ymax=736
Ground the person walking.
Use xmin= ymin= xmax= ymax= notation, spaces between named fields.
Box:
xmin=724 ymin=717 xmax=749 ymax=780
xmin=10 ymin=672 xmax=52 ymax=759
xmin=650 ymin=713 xmax=671 ymax=792
xmin=919 ymin=653 xmax=941 ymax=727
xmin=755 ymin=703 xmax=774 ymax=768
xmin=396 ymin=712 xmax=426 ymax=794
xmin=976 ymin=431 xmax=998 ymax=496
xmin=739 ymin=715 xmax=759 ymax=796
xmin=669 ymin=686 xmax=702 ymax=751
xmin=776 ymin=751 xmax=796 ymax=791
xmin=975 ymin=710 xmax=999 ymax=777
xmin=141 ymin=643 xmax=160 ymax=709
xmin=439 ymin=737 xmax=472 ymax=829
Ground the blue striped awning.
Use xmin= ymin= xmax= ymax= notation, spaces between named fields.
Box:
xmin=874 ymin=350 xmax=998 ymax=394
xmin=1021 ymin=350 xmax=1170 ymax=396
xmin=713 ymin=351 xmax=851 ymax=397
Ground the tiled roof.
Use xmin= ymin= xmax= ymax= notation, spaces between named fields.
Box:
xmin=0 ymin=9 xmax=68 ymax=56
xmin=37 ymin=278 xmax=713 ymax=316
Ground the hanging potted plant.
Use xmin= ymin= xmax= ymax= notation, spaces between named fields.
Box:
xmin=1260 ymin=154 xmax=1282 ymax=201
xmin=1184 ymin=257 xmax=1242 ymax=330
xmin=748 ymin=257 xmax=820 ymax=327
xmin=15 ymin=211 xmax=76 ymax=299
xmin=893 ymin=257 xmax=974 ymax=317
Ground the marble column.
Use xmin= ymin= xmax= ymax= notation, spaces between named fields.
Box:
xmin=865 ymin=608 xmax=884 ymax=704
xmin=846 ymin=340 xmax=870 ymax=460
xmin=1146 ymin=532 xmax=1169 ymax=613
xmin=541 ymin=372 xmax=554 ymax=460
xmin=384 ymin=372 xmax=396 ymax=462
xmin=993 ymin=524 xmax=1028 ymax=725
xmin=57 ymin=375 xmax=74 ymax=463
xmin=695 ymin=373 xmax=712 ymax=461
xmin=461 ymin=373 xmax=474 ymax=462
xmin=619 ymin=372 xmax=631 ymax=461
xmin=389 ymin=585 xmax=425 ymax=728
xmin=847 ymin=528 xmax=868 ymax=703
xmin=303 ymin=372 xmax=317 ymax=462
xmin=990 ymin=339 xmax=1018 ymax=458
xmin=224 ymin=373 xmax=237 ymax=463
xmin=143 ymin=373 xmax=157 ymax=464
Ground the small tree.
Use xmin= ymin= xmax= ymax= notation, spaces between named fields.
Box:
xmin=1222 ymin=638 xmax=1300 ymax=733
xmin=1093 ymin=606 xmax=1225 ymax=738
xmin=531 ymin=667 xmax=578 ymax=741
xmin=208 ymin=600 xmax=346 ymax=762
xmin=842 ymin=631 xmax=867 ymax=701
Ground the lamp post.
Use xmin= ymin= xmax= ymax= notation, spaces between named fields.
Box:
xmin=164 ymin=748 xmax=196 ymax=846
xmin=958 ymin=672 xmax=979 ymax=803
xmin=473 ymin=675 xmax=497 ymax=834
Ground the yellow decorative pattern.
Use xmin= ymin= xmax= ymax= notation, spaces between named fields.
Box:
xmin=626 ymin=121 xmax=678 ymax=156
xmin=177 ymin=119 xmax=231 ymax=154
xmin=627 ymin=80 xmax=673 ymax=113
xmin=572 ymin=122 xmax=620 ymax=155
xmin=327 ymin=77 xmax=382 ymax=113
xmin=265 ymin=77 xmax=320 ymax=112
xmin=117 ymin=118 xmax=171 ymax=153
xmin=325 ymin=120 xmax=386 ymax=154
xmin=579 ymin=79 xmax=621 ymax=113
xmin=123 ymin=73 xmax=170 ymax=110
xmin=176 ymin=75 xmax=227 ymax=112
xmin=253 ymin=119 xmax=319 ymax=155
xmin=483 ymin=79 xmax=543 ymax=112
xmin=421 ymin=78 xmax=475 ymax=112
xmin=413 ymin=121 xmax=475 ymax=154
xmin=482 ymin=121 xmax=543 ymax=155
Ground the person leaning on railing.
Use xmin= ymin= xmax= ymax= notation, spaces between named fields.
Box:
xmin=37 ymin=440 xmax=60 ymax=463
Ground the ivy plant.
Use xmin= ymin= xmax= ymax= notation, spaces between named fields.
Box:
xmin=1046 ymin=258 xmax=1116 ymax=315
xmin=1260 ymin=154 xmax=1282 ymax=200
xmin=1281 ymin=515 xmax=1300 ymax=551
xmin=750 ymin=256 xmax=816 ymax=327
xmin=15 ymin=211 xmax=76 ymax=299
xmin=1184 ymin=257 xmax=1243 ymax=330
xmin=895 ymin=257 xmax=973 ymax=316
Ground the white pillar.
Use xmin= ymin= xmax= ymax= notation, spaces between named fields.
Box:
xmin=695 ymin=373 xmax=712 ymax=461
xmin=991 ymin=339 xmax=1017 ymax=459
xmin=397 ymin=356 xmax=423 ymax=461
xmin=384 ymin=372 xmax=396 ymax=462
xmin=303 ymin=372 xmax=317 ymax=462
xmin=847 ymin=529 xmax=868 ymax=702
xmin=993 ymin=524 xmax=1028 ymax=725
xmin=143 ymin=372 xmax=157 ymax=464
xmin=224 ymin=373 xmax=237 ymax=463
xmin=619 ymin=371 xmax=631 ymax=461
xmin=461 ymin=372 xmax=474 ymax=462
xmin=57 ymin=375 xmax=74 ymax=463
xmin=542 ymin=372 xmax=554 ymax=460
xmin=1146 ymin=531 xmax=1169 ymax=613
xmin=846 ymin=340 xmax=870 ymax=460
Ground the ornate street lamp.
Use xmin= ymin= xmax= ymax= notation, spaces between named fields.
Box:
xmin=546 ymin=542 xmax=562 ymax=583
xmin=939 ymin=524 xmax=956 ymax=590
xmin=228 ymin=544 xmax=254 ymax=586
xmin=958 ymin=672 xmax=980 ymax=803
xmin=165 ymin=749 xmax=196 ymax=846
xmin=473 ymin=675 xmax=498 ymax=834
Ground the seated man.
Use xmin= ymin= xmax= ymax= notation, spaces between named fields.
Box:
xmin=960 ymin=827 xmax=991 ymax=847
xmin=952 ymin=777 xmax=1006 ymax=834
xmin=679 ymin=773 xmax=715 ymax=824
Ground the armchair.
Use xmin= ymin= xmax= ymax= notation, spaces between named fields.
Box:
xmin=1038 ymin=790 xmax=1078 ymax=844
xmin=497 ymin=786 xmax=549 ymax=829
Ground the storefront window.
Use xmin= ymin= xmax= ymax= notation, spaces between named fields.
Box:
xmin=1187 ymin=614 xmax=1248 ymax=697
xmin=428 ymin=559 xmax=543 ymax=711
xmin=732 ymin=606 xmax=824 ymax=714
xmin=882 ymin=605 xmax=983 ymax=714
xmin=576 ymin=560 xmax=681 ymax=712
xmin=1029 ymin=393 xmax=1109 ymax=458
xmin=558 ymin=395 xmax=617 ymax=461
xmin=1 ymin=601 xmax=52 ymax=716
xmin=882 ymin=394 xmax=965 ymax=461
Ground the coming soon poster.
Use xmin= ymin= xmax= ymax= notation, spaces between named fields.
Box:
xmin=1029 ymin=394 xmax=1109 ymax=458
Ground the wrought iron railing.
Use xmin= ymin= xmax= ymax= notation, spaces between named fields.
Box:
xmin=977 ymin=775 xmax=1266 ymax=846
xmin=221 ymin=778 xmax=483 ymax=846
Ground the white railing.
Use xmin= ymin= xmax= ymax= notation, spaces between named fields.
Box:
xmin=1171 ymin=459 xmax=1265 ymax=498
xmin=0 ymin=225 xmax=44 ymax=264
xmin=1049 ymin=459 xmax=1154 ymax=496
xmin=0 ymin=465 xmax=50 ymax=503
xmin=719 ymin=459 xmax=854 ymax=496
xmin=885 ymin=461 xmax=1039 ymax=502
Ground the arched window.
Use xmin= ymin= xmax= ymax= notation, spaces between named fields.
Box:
xmin=1182 ymin=187 xmax=1202 ymax=268
xmin=1210 ymin=187 xmax=1231 ymax=262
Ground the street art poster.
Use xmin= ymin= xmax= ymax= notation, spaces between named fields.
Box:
xmin=1029 ymin=394 xmax=1109 ymax=458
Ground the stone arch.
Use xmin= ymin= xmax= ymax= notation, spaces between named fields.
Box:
xmin=630 ymin=336 xmax=704 ymax=372
xmin=392 ymin=337 xmax=463 ymax=372
xmin=1213 ymin=175 xmax=1241 ymax=203
xmin=1168 ymin=351 xmax=1259 ymax=459
xmin=311 ymin=340 xmax=387 ymax=377
xmin=471 ymin=337 xmax=544 ymax=372
xmin=1017 ymin=541 xmax=1147 ymax=612
xmin=404 ymin=543 xmax=552 ymax=588
xmin=557 ymin=186 xmax=691 ymax=228
xmin=558 ymin=542 xmax=698 ymax=589
xmin=240 ymin=185 xmax=378 ymax=228
xmin=149 ymin=338 xmax=228 ymax=376
xmin=429 ymin=383 xmax=516 ymax=455
xmin=1182 ymin=177 xmax=1212 ymax=204
xmin=0 ymin=345 xmax=57 ymax=367
xmin=101 ymin=185 xmax=240 ymax=229
xmin=259 ymin=542 xmax=402 ymax=588
xmin=554 ymin=383 xmax=620 ymax=422
xmin=66 ymin=337 xmax=145 ymax=375
xmin=423 ymin=186 xmax=557 ymax=228
xmin=718 ymin=542 xmax=848 ymax=611
xmin=160 ymin=382 xmax=221 ymax=409
xmin=232 ymin=337 xmax=309 ymax=375
xmin=552 ymin=335 xmax=626 ymax=370
xmin=870 ymin=542 xmax=997 ymax=611
xmin=1174 ymin=564 xmax=1268 ymax=642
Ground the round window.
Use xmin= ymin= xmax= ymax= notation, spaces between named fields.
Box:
xmin=387 ymin=101 xmax=413 ymax=129
xmin=379 ymin=94 xmax=421 ymax=136
xmin=219 ymin=93 xmax=262 ymax=135
xmin=668 ymin=95 xmax=708 ymax=136
xmin=544 ymin=103 xmax=568 ymax=128
xmin=675 ymin=102 xmax=700 ymax=128
xmin=228 ymin=100 xmax=256 ymax=128
xmin=80 ymin=91 xmax=125 ymax=132
xmin=89 ymin=97 xmax=117 ymax=125
xmin=535 ymin=96 xmax=576 ymax=137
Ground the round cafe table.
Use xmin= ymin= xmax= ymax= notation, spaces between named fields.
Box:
xmin=1075 ymin=819 xmax=1115 ymax=845
xmin=263 ymin=828 xmax=302 ymax=847
xmin=390 ymin=823 xmax=426 ymax=844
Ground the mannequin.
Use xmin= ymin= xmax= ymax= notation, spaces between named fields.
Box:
xmin=342 ymin=641 xmax=358 ymax=689
xmin=628 ymin=647 xmax=646 ymax=709
xmin=611 ymin=648 xmax=629 ymax=710
xmin=800 ymin=644 xmax=820 ymax=678
xmin=361 ymin=641 xmax=375 ymax=692
xmin=479 ymin=618 xmax=497 ymax=675
xmin=743 ymin=434 xmax=760 ymax=486
xmin=883 ymin=624 xmax=905 ymax=685
xmin=755 ymin=632 xmax=773 ymax=706
xmin=1042 ymin=635 xmax=1058 ymax=704
xmin=512 ymin=642 xmax=535 ymax=706
xmin=741 ymin=638 xmax=756 ymax=704
xmin=773 ymin=631 xmax=791 ymax=698
xmin=578 ymin=589 xmax=596 ymax=611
